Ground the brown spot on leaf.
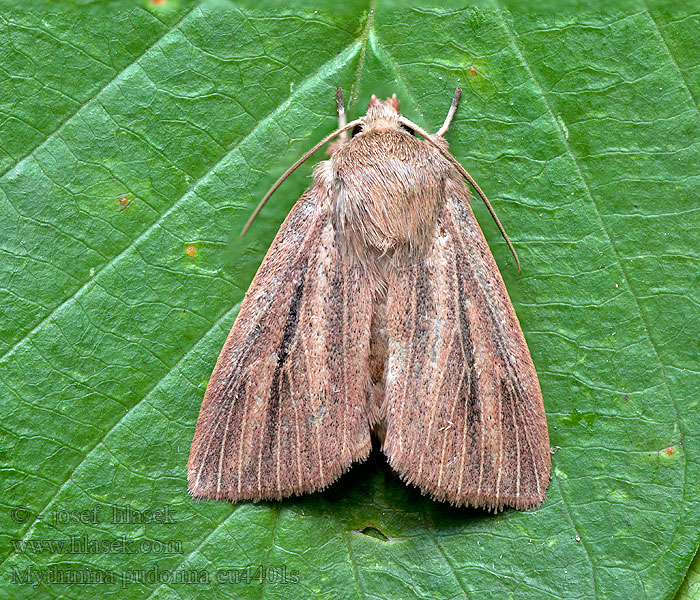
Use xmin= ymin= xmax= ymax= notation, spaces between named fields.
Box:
xmin=186 ymin=245 xmax=197 ymax=258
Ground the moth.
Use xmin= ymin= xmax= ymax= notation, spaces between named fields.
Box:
xmin=188 ymin=88 xmax=550 ymax=511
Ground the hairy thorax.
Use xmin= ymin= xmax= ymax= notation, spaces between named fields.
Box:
xmin=329 ymin=128 xmax=449 ymax=266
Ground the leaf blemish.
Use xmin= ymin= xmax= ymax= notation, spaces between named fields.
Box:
xmin=352 ymin=525 xmax=391 ymax=542
xmin=662 ymin=443 xmax=682 ymax=457
xmin=186 ymin=245 xmax=197 ymax=258
xmin=562 ymin=408 xmax=596 ymax=429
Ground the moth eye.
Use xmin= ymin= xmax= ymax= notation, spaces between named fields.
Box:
xmin=400 ymin=123 xmax=416 ymax=136
xmin=351 ymin=124 xmax=362 ymax=137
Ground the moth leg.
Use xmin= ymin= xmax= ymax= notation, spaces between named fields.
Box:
xmin=336 ymin=87 xmax=348 ymax=142
xmin=326 ymin=88 xmax=351 ymax=156
xmin=436 ymin=87 xmax=462 ymax=137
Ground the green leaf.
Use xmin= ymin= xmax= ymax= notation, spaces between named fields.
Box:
xmin=676 ymin=546 xmax=700 ymax=600
xmin=1 ymin=2 xmax=699 ymax=599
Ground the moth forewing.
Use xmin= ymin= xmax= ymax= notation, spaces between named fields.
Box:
xmin=188 ymin=183 xmax=375 ymax=501
xmin=188 ymin=88 xmax=550 ymax=511
xmin=382 ymin=179 xmax=549 ymax=511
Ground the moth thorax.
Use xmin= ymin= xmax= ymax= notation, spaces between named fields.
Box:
xmin=331 ymin=129 xmax=447 ymax=262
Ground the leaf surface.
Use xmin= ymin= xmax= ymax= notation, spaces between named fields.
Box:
xmin=1 ymin=3 xmax=699 ymax=599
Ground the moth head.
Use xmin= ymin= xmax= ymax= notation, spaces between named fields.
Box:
xmin=368 ymin=93 xmax=401 ymax=115
xmin=354 ymin=93 xmax=416 ymax=137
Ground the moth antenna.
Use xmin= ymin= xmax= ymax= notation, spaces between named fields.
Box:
xmin=399 ymin=115 xmax=521 ymax=273
xmin=241 ymin=117 xmax=363 ymax=236
xmin=336 ymin=87 xmax=348 ymax=141
xmin=436 ymin=87 xmax=462 ymax=137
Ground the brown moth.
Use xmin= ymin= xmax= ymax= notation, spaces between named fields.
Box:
xmin=188 ymin=88 xmax=550 ymax=512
